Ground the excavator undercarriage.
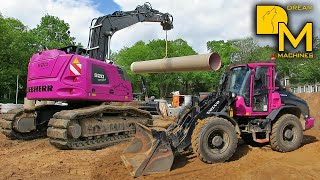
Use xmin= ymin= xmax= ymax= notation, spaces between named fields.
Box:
xmin=0 ymin=2 xmax=173 ymax=151
xmin=48 ymin=105 xmax=152 ymax=150
xmin=0 ymin=104 xmax=152 ymax=150
xmin=0 ymin=108 xmax=45 ymax=140
xmin=0 ymin=105 xmax=71 ymax=140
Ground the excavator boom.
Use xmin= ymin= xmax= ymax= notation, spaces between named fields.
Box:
xmin=88 ymin=2 xmax=173 ymax=61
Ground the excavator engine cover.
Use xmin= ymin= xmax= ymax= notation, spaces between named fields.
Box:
xmin=121 ymin=123 xmax=174 ymax=177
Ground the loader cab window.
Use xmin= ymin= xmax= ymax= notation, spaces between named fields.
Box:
xmin=253 ymin=66 xmax=269 ymax=112
xmin=229 ymin=66 xmax=251 ymax=106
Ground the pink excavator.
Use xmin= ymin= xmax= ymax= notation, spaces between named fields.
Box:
xmin=0 ymin=2 xmax=173 ymax=150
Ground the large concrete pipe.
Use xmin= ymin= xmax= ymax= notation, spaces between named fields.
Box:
xmin=130 ymin=53 xmax=221 ymax=73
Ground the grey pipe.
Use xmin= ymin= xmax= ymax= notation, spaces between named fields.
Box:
xmin=130 ymin=53 xmax=221 ymax=74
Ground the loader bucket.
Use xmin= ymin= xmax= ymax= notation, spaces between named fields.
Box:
xmin=121 ymin=123 xmax=174 ymax=177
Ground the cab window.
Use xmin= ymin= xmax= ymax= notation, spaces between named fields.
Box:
xmin=117 ymin=67 xmax=129 ymax=81
xmin=253 ymin=66 xmax=269 ymax=112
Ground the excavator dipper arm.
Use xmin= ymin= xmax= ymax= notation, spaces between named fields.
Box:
xmin=88 ymin=2 xmax=173 ymax=61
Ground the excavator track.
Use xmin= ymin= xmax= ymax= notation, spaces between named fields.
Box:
xmin=47 ymin=105 xmax=152 ymax=150
xmin=0 ymin=108 xmax=46 ymax=140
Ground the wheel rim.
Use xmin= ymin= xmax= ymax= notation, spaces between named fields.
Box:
xmin=207 ymin=129 xmax=230 ymax=154
xmin=281 ymin=123 xmax=298 ymax=146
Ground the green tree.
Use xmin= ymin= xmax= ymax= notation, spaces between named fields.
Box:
xmin=206 ymin=40 xmax=239 ymax=90
xmin=31 ymin=14 xmax=75 ymax=50
xmin=0 ymin=15 xmax=35 ymax=102
xmin=229 ymin=37 xmax=259 ymax=63
xmin=0 ymin=14 xmax=78 ymax=102
xmin=115 ymin=39 xmax=198 ymax=98
xmin=207 ymin=40 xmax=238 ymax=66
xmin=250 ymin=45 xmax=276 ymax=62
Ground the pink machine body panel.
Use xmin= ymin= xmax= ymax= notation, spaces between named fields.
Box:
xmin=27 ymin=49 xmax=133 ymax=102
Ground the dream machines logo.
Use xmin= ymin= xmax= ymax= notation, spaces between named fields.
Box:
xmin=256 ymin=4 xmax=314 ymax=58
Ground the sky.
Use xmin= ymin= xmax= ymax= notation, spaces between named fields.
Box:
xmin=0 ymin=0 xmax=318 ymax=54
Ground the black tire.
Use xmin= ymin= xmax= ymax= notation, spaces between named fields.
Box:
xmin=270 ymin=114 xmax=303 ymax=152
xmin=191 ymin=117 xmax=238 ymax=163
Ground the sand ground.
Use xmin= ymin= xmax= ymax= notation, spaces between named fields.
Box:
xmin=1 ymin=93 xmax=319 ymax=180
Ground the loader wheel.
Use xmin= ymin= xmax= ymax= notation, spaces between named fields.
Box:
xmin=270 ymin=114 xmax=303 ymax=152
xmin=191 ymin=117 xmax=237 ymax=163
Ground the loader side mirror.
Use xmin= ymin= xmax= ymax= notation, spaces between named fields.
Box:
xmin=275 ymin=72 xmax=285 ymax=91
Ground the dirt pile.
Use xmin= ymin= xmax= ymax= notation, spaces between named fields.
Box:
xmin=297 ymin=93 xmax=320 ymax=130
xmin=0 ymin=93 xmax=319 ymax=180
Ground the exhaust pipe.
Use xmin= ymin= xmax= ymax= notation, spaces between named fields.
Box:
xmin=131 ymin=53 xmax=221 ymax=73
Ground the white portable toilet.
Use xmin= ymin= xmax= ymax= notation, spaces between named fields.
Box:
xmin=183 ymin=95 xmax=192 ymax=106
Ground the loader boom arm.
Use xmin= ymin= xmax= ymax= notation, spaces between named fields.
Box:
xmin=88 ymin=2 xmax=173 ymax=61
xmin=120 ymin=92 xmax=236 ymax=177
xmin=167 ymin=93 xmax=235 ymax=152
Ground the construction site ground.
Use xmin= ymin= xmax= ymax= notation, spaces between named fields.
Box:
xmin=1 ymin=93 xmax=320 ymax=180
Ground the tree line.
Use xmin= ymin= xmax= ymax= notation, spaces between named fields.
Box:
xmin=115 ymin=37 xmax=320 ymax=98
xmin=0 ymin=14 xmax=75 ymax=103
xmin=0 ymin=14 xmax=319 ymax=102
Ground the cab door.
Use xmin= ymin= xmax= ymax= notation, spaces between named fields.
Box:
xmin=251 ymin=66 xmax=272 ymax=115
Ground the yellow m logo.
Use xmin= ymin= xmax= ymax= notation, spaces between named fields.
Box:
xmin=256 ymin=5 xmax=313 ymax=52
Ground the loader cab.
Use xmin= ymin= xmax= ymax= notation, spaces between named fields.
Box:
xmin=228 ymin=62 xmax=280 ymax=117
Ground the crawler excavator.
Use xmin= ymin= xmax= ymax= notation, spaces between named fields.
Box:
xmin=121 ymin=54 xmax=315 ymax=177
xmin=0 ymin=2 xmax=173 ymax=150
